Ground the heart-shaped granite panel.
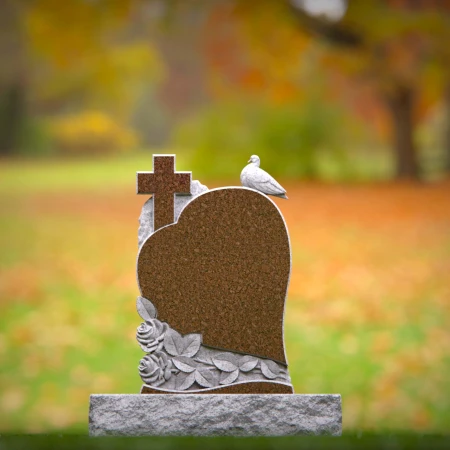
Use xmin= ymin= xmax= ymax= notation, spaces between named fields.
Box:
xmin=137 ymin=187 xmax=291 ymax=363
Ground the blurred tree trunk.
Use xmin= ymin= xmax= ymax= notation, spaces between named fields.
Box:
xmin=0 ymin=0 xmax=27 ymax=157
xmin=444 ymin=81 xmax=450 ymax=175
xmin=385 ymin=85 xmax=420 ymax=179
xmin=0 ymin=83 xmax=26 ymax=156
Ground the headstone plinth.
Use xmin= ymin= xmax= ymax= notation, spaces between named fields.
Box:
xmin=88 ymin=154 xmax=342 ymax=436
xmin=89 ymin=394 xmax=342 ymax=437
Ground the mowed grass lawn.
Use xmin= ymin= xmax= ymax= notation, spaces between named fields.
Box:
xmin=1 ymin=154 xmax=449 ymax=433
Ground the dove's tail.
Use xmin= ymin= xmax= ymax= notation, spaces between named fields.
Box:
xmin=273 ymin=193 xmax=288 ymax=200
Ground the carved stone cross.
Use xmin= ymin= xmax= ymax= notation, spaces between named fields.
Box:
xmin=137 ymin=155 xmax=191 ymax=231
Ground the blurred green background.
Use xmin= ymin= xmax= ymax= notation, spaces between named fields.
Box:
xmin=1 ymin=0 xmax=450 ymax=435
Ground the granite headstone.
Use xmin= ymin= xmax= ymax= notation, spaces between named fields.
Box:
xmin=89 ymin=154 xmax=342 ymax=436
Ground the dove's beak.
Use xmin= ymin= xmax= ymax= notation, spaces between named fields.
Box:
xmin=247 ymin=159 xmax=251 ymax=163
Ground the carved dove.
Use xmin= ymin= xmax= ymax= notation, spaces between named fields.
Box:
xmin=240 ymin=155 xmax=288 ymax=199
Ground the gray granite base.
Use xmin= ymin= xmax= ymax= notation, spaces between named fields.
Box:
xmin=89 ymin=394 xmax=342 ymax=437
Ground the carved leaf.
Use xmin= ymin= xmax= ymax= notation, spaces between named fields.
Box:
xmin=194 ymin=354 xmax=213 ymax=365
xmin=163 ymin=328 xmax=184 ymax=356
xmin=194 ymin=369 xmax=218 ymax=388
xmin=220 ymin=369 xmax=239 ymax=385
xmin=176 ymin=372 xmax=196 ymax=390
xmin=260 ymin=359 xmax=280 ymax=380
xmin=238 ymin=355 xmax=259 ymax=372
xmin=180 ymin=333 xmax=202 ymax=357
xmin=172 ymin=356 xmax=196 ymax=373
xmin=136 ymin=296 xmax=157 ymax=321
xmin=212 ymin=353 xmax=238 ymax=372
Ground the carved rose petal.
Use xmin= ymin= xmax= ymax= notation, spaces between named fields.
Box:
xmin=139 ymin=352 xmax=170 ymax=386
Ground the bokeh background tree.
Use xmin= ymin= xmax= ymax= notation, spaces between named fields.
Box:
xmin=2 ymin=0 xmax=450 ymax=179
xmin=288 ymin=0 xmax=450 ymax=179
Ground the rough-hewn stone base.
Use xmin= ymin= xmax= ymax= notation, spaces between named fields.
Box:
xmin=89 ymin=394 xmax=342 ymax=437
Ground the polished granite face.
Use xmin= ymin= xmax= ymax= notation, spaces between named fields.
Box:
xmin=137 ymin=187 xmax=291 ymax=365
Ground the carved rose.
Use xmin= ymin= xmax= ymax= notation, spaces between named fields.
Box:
xmin=136 ymin=320 xmax=168 ymax=353
xmin=139 ymin=352 xmax=173 ymax=386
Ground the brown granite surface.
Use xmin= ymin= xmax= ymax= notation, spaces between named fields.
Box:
xmin=137 ymin=188 xmax=291 ymax=363
xmin=137 ymin=155 xmax=191 ymax=231
xmin=141 ymin=381 xmax=294 ymax=394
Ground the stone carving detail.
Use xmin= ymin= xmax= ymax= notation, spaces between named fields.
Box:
xmin=138 ymin=179 xmax=208 ymax=248
xmin=136 ymin=296 xmax=290 ymax=391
